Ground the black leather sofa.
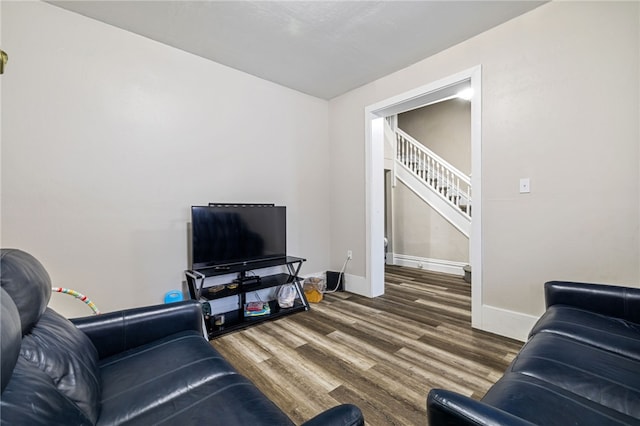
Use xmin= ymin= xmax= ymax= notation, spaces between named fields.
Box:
xmin=0 ymin=249 xmax=364 ymax=426
xmin=428 ymin=280 xmax=640 ymax=425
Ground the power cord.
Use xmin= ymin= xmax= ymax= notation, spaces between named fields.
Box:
xmin=324 ymin=255 xmax=351 ymax=294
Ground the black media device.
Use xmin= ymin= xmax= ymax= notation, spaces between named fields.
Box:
xmin=191 ymin=204 xmax=287 ymax=270
xmin=326 ymin=271 xmax=344 ymax=292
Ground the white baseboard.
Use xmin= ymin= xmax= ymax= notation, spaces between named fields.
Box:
xmin=480 ymin=305 xmax=540 ymax=342
xmin=344 ymin=273 xmax=372 ymax=297
xmin=391 ymin=253 xmax=466 ymax=276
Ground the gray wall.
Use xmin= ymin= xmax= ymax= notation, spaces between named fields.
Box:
xmin=328 ymin=2 xmax=639 ymax=337
xmin=392 ymin=181 xmax=469 ymax=262
xmin=399 ymin=99 xmax=471 ymax=174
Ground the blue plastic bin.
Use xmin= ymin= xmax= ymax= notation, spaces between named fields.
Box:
xmin=164 ymin=290 xmax=184 ymax=304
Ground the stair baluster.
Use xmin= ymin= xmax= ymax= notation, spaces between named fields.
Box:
xmin=392 ymin=127 xmax=471 ymax=221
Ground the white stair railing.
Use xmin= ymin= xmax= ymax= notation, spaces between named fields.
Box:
xmin=396 ymin=128 xmax=471 ymax=219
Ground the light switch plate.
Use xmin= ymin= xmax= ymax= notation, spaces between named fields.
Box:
xmin=519 ymin=178 xmax=531 ymax=194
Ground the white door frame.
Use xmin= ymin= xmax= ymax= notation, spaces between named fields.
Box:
xmin=364 ymin=65 xmax=483 ymax=329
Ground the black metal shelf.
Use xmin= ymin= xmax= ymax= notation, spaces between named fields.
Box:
xmin=199 ymin=273 xmax=301 ymax=301
xmin=185 ymin=256 xmax=309 ymax=339
xmin=193 ymin=256 xmax=306 ymax=278
xmin=206 ymin=300 xmax=306 ymax=338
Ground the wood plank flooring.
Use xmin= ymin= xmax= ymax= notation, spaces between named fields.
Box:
xmin=211 ymin=265 xmax=523 ymax=425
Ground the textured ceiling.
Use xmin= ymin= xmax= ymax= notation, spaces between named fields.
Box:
xmin=49 ymin=1 xmax=545 ymax=99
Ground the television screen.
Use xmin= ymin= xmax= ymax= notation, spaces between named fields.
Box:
xmin=191 ymin=205 xmax=286 ymax=269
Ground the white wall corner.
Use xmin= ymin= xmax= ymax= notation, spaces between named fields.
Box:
xmin=385 ymin=254 xmax=395 ymax=266
xmin=344 ymin=273 xmax=376 ymax=297
xmin=480 ymin=304 xmax=540 ymax=342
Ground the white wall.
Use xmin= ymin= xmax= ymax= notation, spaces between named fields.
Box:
xmin=1 ymin=2 xmax=330 ymax=317
xmin=329 ymin=2 xmax=639 ymax=338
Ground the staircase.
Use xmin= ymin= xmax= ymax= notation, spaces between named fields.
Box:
xmin=386 ymin=119 xmax=471 ymax=237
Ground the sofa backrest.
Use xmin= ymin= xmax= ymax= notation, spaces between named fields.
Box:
xmin=1 ymin=249 xmax=102 ymax=425
xmin=1 ymin=249 xmax=51 ymax=335
xmin=545 ymin=280 xmax=640 ymax=324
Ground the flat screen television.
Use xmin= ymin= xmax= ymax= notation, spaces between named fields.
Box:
xmin=191 ymin=204 xmax=287 ymax=269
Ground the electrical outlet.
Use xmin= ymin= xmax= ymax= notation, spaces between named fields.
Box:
xmin=347 ymin=250 xmax=353 ymax=260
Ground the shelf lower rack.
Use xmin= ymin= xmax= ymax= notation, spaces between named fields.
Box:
xmin=207 ymin=299 xmax=307 ymax=338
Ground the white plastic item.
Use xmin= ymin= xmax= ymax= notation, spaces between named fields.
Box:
xmin=277 ymin=284 xmax=296 ymax=308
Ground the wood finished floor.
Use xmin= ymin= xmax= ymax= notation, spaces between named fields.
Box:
xmin=211 ymin=265 xmax=523 ymax=425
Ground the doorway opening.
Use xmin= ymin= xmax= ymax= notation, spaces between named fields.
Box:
xmin=386 ymin=94 xmax=471 ymax=274
xmin=365 ymin=66 xmax=482 ymax=329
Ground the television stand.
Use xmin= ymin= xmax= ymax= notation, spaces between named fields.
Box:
xmin=184 ymin=256 xmax=308 ymax=339
xmin=234 ymin=271 xmax=261 ymax=286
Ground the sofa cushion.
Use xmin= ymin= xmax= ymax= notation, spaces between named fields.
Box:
xmin=21 ymin=308 xmax=101 ymax=423
xmin=1 ymin=356 xmax=93 ymax=426
xmin=481 ymin=332 xmax=640 ymax=424
xmin=97 ymin=330 xmax=294 ymax=426
xmin=530 ymin=305 xmax=640 ymax=361
xmin=482 ymin=375 xmax=638 ymax=426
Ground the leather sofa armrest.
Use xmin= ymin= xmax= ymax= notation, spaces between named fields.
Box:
xmin=71 ymin=300 xmax=204 ymax=359
xmin=427 ymin=389 xmax=536 ymax=426
xmin=545 ymin=281 xmax=640 ymax=323
xmin=300 ymin=404 xmax=364 ymax=426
